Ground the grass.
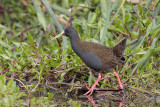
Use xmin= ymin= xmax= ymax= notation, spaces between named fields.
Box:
xmin=0 ymin=0 xmax=160 ymax=106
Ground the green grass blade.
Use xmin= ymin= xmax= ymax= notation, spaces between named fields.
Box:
xmin=40 ymin=0 xmax=67 ymax=50
xmin=100 ymin=0 xmax=111 ymax=44
xmin=52 ymin=4 xmax=71 ymax=16
xmin=129 ymin=51 xmax=151 ymax=75
xmin=33 ymin=0 xmax=47 ymax=31
xmin=134 ymin=23 xmax=152 ymax=50
xmin=155 ymin=46 xmax=160 ymax=53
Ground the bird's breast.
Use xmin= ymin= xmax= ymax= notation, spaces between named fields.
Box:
xmin=71 ymin=42 xmax=103 ymax=70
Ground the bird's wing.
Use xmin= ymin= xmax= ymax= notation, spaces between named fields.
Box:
xmin=79 ymin=41 xmax=121 ymax=68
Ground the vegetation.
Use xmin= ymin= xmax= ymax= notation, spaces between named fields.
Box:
xmin=0 ymin=0 xmax=160 ymax=106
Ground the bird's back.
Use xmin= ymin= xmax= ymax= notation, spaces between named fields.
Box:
xmin=76 ymin=38 xmax=127 ymax=72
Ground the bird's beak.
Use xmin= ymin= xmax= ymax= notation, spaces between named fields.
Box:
xmin=62 ymin=33 xmax=64 ymax=36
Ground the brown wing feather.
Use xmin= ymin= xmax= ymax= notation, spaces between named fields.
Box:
xmin=78 ymin=41 xmax=121 ymax=68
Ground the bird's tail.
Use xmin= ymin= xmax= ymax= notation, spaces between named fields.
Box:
xmin=113 ymin=37 xmax=127 ymax=58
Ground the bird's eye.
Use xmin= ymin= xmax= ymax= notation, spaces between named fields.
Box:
xmin=65 ymin=29 xmax=69 ymax=32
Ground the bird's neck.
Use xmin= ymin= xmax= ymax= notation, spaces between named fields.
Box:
xmin=70 ymin=34 xmax=81 ymax=45
xmin=70 ymin=36 xmax=81 ymax=55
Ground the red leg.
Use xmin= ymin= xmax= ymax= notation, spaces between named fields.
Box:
xmin=86 ymin=96 xmax=98 ymax=107
xmin=119 ymin=102 xmax=122 ymax=107
xmin=84 ymin=73 xmax=102 ymax=96
xmin=113 ymin=71 xmax=123 ymax=89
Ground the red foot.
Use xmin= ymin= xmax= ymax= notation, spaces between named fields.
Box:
xmin=84 ymin=71 xmax=123 ymax=96
xmin=86 ymin=96 xmax=98 ymax=107
xmin=84 ymin=73 xmax=101 ymax=96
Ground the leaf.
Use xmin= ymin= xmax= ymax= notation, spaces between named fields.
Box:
xmin=90 ymin=38 xmax=99 ymax=43
xmin=0 ymin=54 xmax=10 ymax=60
xmin=0 ymin=40 xmax=11 ymax=49
xmin=21 ymin=42 xmax=29 ymax=46
xmin=28 ymin=32 xmax=34 ymax=44
xmin=151 ymin=37 xmax=158 ymax=48
xmin=108 ymin=25 xmax=127 ymax=35
xmin=0 ymin=24 xmax=8 ymax=30
xmin=135 ymin=52 xmax=151 ymax=64
xmin=33 ymin=0 xmax=46 ymax=31
xmin=130 ymin=37 xmax=143 ymax=50
xmin=155 ymin=46 xmax=160 ymax=53
xmin=40 ymin=0 xmax=67 ymax=51
xmin=86 ymin=23 xmax=97 ymax=28
xmin=151 ymin=27 xmax=160 ymax=38
xmin=136 ymin=51 xmax=147 ymax=55
xmin=100 ymin=0 xmax=111 ymax=44
xmin=130 ymin=51 xmax=151 ymax=75
xmin=125 ymin=13 xmax=130 ymax=22
xmin=129 ymin=63 xmax=139 ymax=76
xmin=4 ymin=12 xmax=11 ymax=28
xmin=12 ymin=41 xmax=21 ymax=47
xmin=51 ymin=4 xmax=71 ymax=16
xmin=134 ymin=23 xmax=152 ymax=50
xmin=0 ymin=75 xmax=6 ymax=85
xmin=146 ymin=0 xmax=152 ymax=8
xmin=90 ymin=13 xmax=97 ymax=24
xmin=88 ymin=71 xmax=93 ymax=87
xmin=138 ymin=4 xmax=145 ymax=18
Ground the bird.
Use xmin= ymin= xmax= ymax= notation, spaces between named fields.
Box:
xmin=62 ymin=26 xmax=127 ymax=96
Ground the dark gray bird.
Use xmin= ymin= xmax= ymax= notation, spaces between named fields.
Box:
xmin=62 ymin=27 xmax=127 ymax=95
